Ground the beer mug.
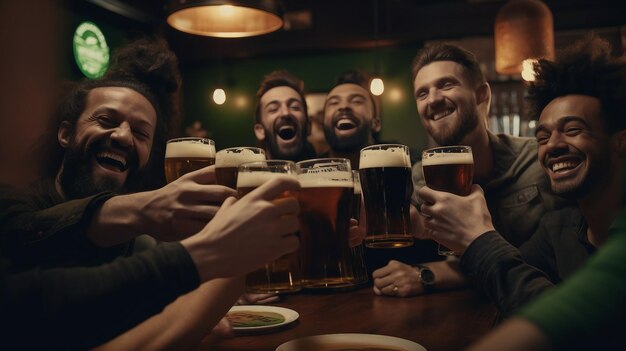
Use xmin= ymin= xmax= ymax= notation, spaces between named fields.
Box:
xmin=237 ymin=160 xmax=302 ymax=294
xmin=296 ymin=158 xmax=356 ymax=289
xmin=421 ymin=145 xmax=474 ymax=255
xmin=359 ymin=144 xmax=413 ymax=248
xmin=164 ymin=137 xmax=216 ymax=183
xmin=215 ymin=147 xmax=265 ymax=189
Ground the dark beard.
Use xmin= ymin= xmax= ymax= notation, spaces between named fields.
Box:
xmin=323 ymin=123 xmax=371 ymax=154
xmin=264 ymin=126 xmax=308 ymax=161
xmin=428 ymin=109 xmax=479 ymax=146
xmin=59 ymin=137 xmax=141 ymax=199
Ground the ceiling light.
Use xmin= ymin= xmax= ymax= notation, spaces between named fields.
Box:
xmin=167 ymin=0 xmax=283 ymax=38
xmin=494 ymin=0 xmax=555 ymax=75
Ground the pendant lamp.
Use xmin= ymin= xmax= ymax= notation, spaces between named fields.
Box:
xmin=494 ymin=0 xmax=555 ymax=75
xmin=167 ymin=0 xmax=283 ymax=38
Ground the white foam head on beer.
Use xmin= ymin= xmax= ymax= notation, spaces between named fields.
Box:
xmin=298 ymin=170 xmax=353 ymax=188
xmin=165 ymin=140 xmax=216 ymax=158
xmin=215 ymin=148 xmax=265 ymax=167
xmin=237 ymin=171 xmax=297 ymax=188
xmin=359 ymin=148 xmax=410 ymax=169
xmin=422 ymin=152 xmax=474 ymax=166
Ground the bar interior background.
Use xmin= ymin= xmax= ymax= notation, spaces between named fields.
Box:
xmin=58 ymin=0 xmax=626 ymax=152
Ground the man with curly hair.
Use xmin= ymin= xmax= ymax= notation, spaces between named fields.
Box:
xmin=418 ymin=34 xmax=626 ymax=318
xmin=0 ymin=38 xmax=237 ymax=272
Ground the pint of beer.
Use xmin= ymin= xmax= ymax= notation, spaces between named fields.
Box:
xmin=359 ymin=144 xmax=413 ymax=248
xmin=296 ymin=158 xmax=356 ymax=289
xmin=237 ymin=160 xmax=302 ymax=294
xmin=422 ymin=145 xmax=474 ymax=255
xmin=215 ymin=147 xmax=265 ymax=189
xmin=164 ymin=137 xmax=216 ymax=183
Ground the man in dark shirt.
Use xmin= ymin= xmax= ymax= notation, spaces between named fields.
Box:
xmin=0 ymin=38 xmax=236 ymax=272
xmin=418 ymin=35 xmax=626 ymax=316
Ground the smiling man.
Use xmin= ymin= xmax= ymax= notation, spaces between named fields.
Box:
xmin=253 ymin=70 xmax=316 ymax=162
xmin=0 ymin=38 xmax=237 ymax=271
xmin=372 ymin=43 xmax=570 ymax=298
xmin=322 ymin=70 xmax=381 ymax=169
xmin=416 ymin=35 xmax=626 ymax=317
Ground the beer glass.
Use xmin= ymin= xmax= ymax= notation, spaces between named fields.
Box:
xmin=237 ymin=160 xmax=302 ymax=294
xmin=296 ymin=158 xmax=356 ymax=289
xmin=421 ymin=145 xmax=474 ymax=255
xmin=359 ymin=144 xmax=413 ymax=248
xmin=164 ymin=137 xmax=216 ymax=183
xmin=215 ymin=147 xmax=265 ymax=189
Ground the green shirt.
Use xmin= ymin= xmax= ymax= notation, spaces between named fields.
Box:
xmin=519 ymin=208 xmax=626 ymax=349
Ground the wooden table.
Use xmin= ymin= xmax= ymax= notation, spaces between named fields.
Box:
xmin=216 ymin=287 xmax=497 ymax=351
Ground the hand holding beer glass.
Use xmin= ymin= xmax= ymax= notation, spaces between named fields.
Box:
xmin=421 ymin=146 xmax=474 ymax=255
xmin=237 ymin=160 xmax=302 ymax=294
xmin=359 ymin=144 xmax=413 ymax=248
xmin=164 ymin=137 xmax=216 ymax=183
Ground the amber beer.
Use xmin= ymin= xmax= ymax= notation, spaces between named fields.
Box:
xmin=164 ymin=137 xmax=216 ymax=183
xmin=422 ymin=145 xmax=474 ymax=255
xmin=422 ymin=146 xmax=474 ymax=196
xmin=297 ymin=159 xmax=356 ymax=289
xmin=215 ymin=147 xmax=265 ymax=189
xmin=359 ymin=144 xmax=413 ymax=248
xmin=237 ymin=161 xmax=301 ymax=293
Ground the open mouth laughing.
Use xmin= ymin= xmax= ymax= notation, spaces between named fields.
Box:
xmin=95 ymin=150 xmax=130 ymax=173
xmin=333 ymin=113 xmax=359 ymax=135
xmin=429 ymin=107 xmax=455 ymax=121
xmin=546 ymin=156 xmax=583 ymax=179
xmin=275 ymin=118 xmax=299 ymax=143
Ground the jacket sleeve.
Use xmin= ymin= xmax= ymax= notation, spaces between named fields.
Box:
xmin=1 ymin=242 xmax=200 ymax=349
xmin=0 ymin=186 xmax=125 ymax=270
xmin=460 ymin=228 xmax=556 ymax=317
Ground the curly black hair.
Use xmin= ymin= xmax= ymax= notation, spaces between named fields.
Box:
xmin=42 ymin=37 xmax=181 ymax=190
xmin=527 ymin=34 xmax=626 ymax=133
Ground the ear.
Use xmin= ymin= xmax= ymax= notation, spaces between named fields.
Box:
xmin=58 ymin=121 xmax=72 ymax=148
xmin=475 ymin=82 xmax=491 ymax=107
xmin=612 ymin=129 xmax=626 ymax=156
xmin=253 ymin=123 xmax=266 ymax=141
xmin=371 ymin=114 xmax=382 ymax=133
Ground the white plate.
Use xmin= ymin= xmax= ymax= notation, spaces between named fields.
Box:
xmin=276 ymin=333 xmax=427 ymax=351
xmin=226 ymin=305 xmax=299 ymax=332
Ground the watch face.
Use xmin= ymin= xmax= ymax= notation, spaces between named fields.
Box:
xmin=420 ymin=268 xmax=435 ymax=286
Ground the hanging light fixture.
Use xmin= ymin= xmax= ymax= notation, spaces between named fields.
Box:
xmin=167 ymin=0 xmax=283 ymax=38
xmin=370 ymin=0 xmax=384 ymax=96
xmin=494 ymin=0 xmax=555 ymax=75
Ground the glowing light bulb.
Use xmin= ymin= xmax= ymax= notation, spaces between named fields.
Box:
xmin=213 ymin=88 xmax=226 ymax=105
xmin=521 ymin=59 xmax=538 ymax=82
xmin=370 ymin=78 xmax=384 ymax=96
xmin=218 ymin=5 xmax=235 ymax=17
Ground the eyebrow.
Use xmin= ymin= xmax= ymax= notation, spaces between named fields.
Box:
xmin=534 ymin=115 xmax=591 ymax=137
xmin=264 ymin=98 xmax=302 ymax=108
xmin=93 ymin=107 xmax=154 ymax=129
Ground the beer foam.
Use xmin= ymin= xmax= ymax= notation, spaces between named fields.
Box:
xmin=422 ymin=152 xmax=473 ymax=166
xmin=359 ymin=148 xmax=411 ymax=169
xmin=215 ymin=149 xmax=265 ymax=167
xmin=166 ymin=141 xmax=216 ymax=158
xmin=298 ymin=171 xmax=353 ymax=188
xmin=353 ymin=178 xmax=362 ymax=195
xmin=237 ymin=171 xmax=297 ymax=188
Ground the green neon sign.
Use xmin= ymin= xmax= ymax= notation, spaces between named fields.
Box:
xmin=73 ymin=21 xmax=110 ymax=79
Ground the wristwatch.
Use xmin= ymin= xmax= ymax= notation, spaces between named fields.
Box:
xmin=415 ymin=264 xmax=435 ymax=293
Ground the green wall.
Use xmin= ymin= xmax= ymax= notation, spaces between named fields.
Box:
xmin=61 ymin=5 xmax=429 ymax=155
xmin=179 ymin=45 xmax=428 ymax=153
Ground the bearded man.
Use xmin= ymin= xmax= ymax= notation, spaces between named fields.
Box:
xmin=372 ymin=43 xmax=571 ymax=298
xmin=253 ymin=70 xmax=316 ymax=162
